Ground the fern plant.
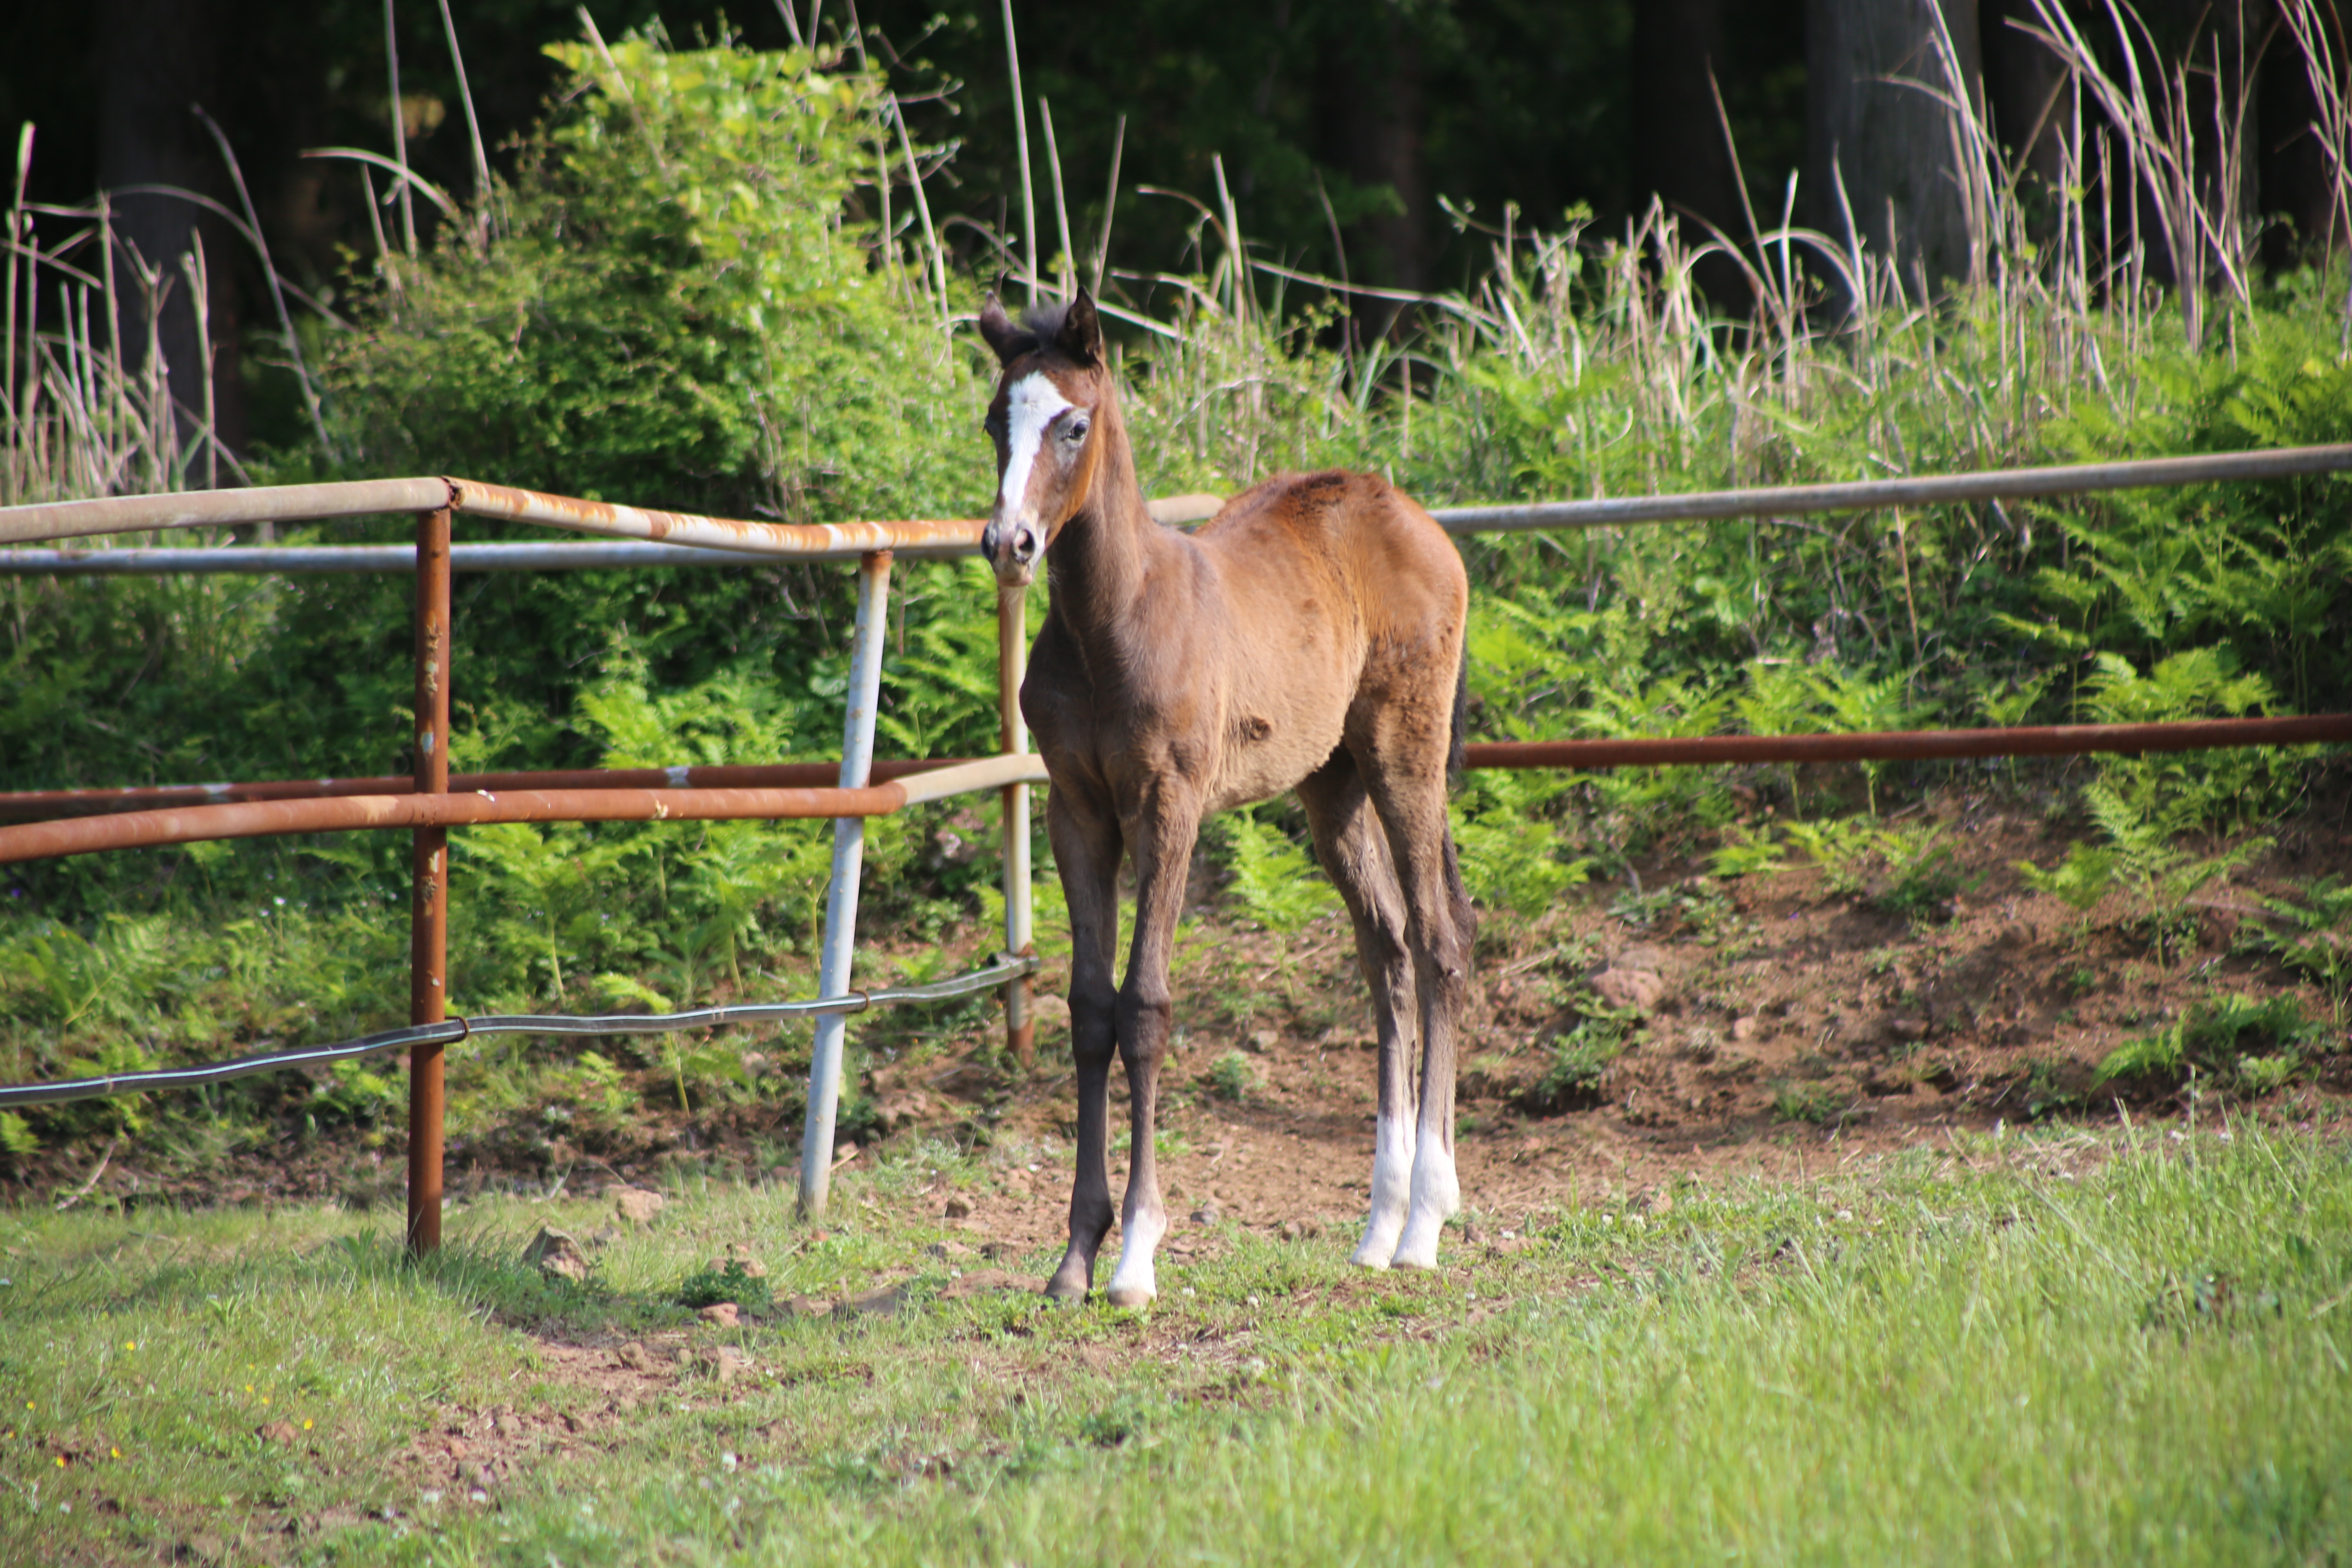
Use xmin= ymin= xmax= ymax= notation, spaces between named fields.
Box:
xmin=2083 ymin=782 xmax=2269 ymax=969
xmin=2260 ymin=877 xmax=2352 ymax=1026
xmin=1210 ymin=811 xmax=1340 ymax=934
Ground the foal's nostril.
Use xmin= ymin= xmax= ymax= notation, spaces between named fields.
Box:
xmin=1014 ymin=527 xmax=1038 ymax=561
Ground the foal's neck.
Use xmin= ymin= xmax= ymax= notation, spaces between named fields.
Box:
xmin=1045 ymin=395 xmax=1168 ymax=642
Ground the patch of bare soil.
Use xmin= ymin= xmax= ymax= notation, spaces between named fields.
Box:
xmin=913 ymin=782 xmax=2352 ymax=1238
xmin=13 ymin=785 xmax=2350 ymax=1244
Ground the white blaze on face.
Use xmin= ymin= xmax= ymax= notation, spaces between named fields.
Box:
xmin=997 ymin=372 xmax=1074 ymax=523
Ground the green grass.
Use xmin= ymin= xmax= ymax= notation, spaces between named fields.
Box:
xmin=4 ymin=1127 xmax=2350 ymax=1563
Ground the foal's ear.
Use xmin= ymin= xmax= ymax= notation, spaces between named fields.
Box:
xmin=978 ymin=292 xmax=1032 ymax=364
xmin=1056 ymin=288 xmax=1104 ymax=366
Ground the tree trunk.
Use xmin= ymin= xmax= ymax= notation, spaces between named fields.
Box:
xmin=1315 ymin=4 xmax=1428 ymax=334
xmin=1632 ymin=0 xmax=1754 ymax=309
xmin=98 ymin=0 xmax=245 ymax=473
xmin=1982 ymin=0 xmax=2069 ymax=190
xmin=1806 ymin=0 xmax=1986 ymax=298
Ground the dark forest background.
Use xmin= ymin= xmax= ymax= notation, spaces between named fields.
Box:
xmin=3 ymin=0 xmax=2343 ymax=468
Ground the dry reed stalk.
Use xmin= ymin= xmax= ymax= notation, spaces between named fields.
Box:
xmin=1000 ymin=0 xmax=1038 ymax=302
xmin=1091 ymin=114 xmax=1124 ymax=298
xmin=194 ymin=105 xmax=330 ymax=454
xmin=383 ymin=0 xmax=417 ymax=256
xmin=888 ymin=97 xmax=949 ymax=340
xmin=1039 ymin=98 xmax=1075 ymax=301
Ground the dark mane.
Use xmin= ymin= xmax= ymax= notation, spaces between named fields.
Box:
xmin=1019 ymin=301 xmax=1078 ymax=343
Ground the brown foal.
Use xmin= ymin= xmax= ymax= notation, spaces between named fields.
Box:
xmin=978 ymin=291 xmax=1474 ymax=1306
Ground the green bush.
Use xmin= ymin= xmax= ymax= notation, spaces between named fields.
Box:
xmin=675 ymin=1258 xmax=772 ymax=1313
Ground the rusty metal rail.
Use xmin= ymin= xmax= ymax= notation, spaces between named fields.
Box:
xmin=0 ymin=757 xmax=1051 ymax=865
xmin=14 ymin=716 xmax=2352 ymax=831
xmin=0 ymin=759 xmax=974 ymax=822
xmin=0 ymin=480 xmax=1224 ymax=556
xmin=1467 ymin=715 xmax=2352 ymax=770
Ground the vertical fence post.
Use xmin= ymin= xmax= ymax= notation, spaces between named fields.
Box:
xmin=406 ymin=503 xmax=453 ymax=1257
xmin=997 ymin=583 xmax=1034 ymax=1067
xmin=798 ymin=549 xmax=894 ymax=1221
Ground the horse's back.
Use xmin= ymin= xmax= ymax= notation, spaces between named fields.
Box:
xmin=1204 ymin=465 xmax=1458 ymax=639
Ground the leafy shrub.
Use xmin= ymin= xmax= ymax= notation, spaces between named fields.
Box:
xmin=1771 ymin=1082 xmax=1855 ymax=1127
xmin=1207 ymin=1051 xmax=1257 ymax=1101
xmin=1523 ymin=1016 xmax=1630 ymax=1113
xmin=676 ymin=1259 xmax=772 ymax=1313
xmin=324 ymin=33 xmax=978 ymax=529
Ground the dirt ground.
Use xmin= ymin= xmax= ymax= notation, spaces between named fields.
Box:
xmin=16 ymin=779 xmax=2352 ymax=1237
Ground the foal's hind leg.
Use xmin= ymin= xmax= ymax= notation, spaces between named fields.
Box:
xmin=1360 ymin=728 xmax=1476 ymax=1272
xmin=1297 ymin=757 xmax=1419 ymax=1269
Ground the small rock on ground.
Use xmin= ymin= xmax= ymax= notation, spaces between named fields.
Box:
xmin=522 ymin=1227 xmax=588 ymax=1283
xmin=1592 ymin=967 xmax=1667 ymax=1013
xmin=940 ymin=1268 xmax=1032 ymax=1301
xmin=612 ymin=1342 xmax=659 ymax=1372
xmin=682 ymin=1345 xmax=752 ymax=1385
xmin=695 ymin=1302 xmax=742 ymax=1327
xmin=834 ymin=1284 xmax=905 ymax=1319
xmin=612 ymin=1187 xmax=666 ymax=1227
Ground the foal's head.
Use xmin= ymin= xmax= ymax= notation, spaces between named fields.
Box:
xmin=978 ymin=289 xmax=1111 ymax=588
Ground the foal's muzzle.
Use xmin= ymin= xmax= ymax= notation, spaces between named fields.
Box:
xmin=981 ymin=514 xmax=1043 ymax=588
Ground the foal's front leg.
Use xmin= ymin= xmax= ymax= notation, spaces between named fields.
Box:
xmin=1102 ymin=794 xmax=1200 ymax=1308
xmin=1045 ymin=792 xmax=1123 ymax=1302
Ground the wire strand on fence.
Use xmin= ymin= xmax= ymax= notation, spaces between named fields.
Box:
xmin=0 ymin=953 xmax=1038 ymax=1110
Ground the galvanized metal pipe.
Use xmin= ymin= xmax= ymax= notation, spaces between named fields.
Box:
xmin=409 ymin=506 xmax=452 ymax=1257
xmin=6 ymin=443 xmax=2343 ymax=556
xmin=0 ymin=495 xmax=1224 ymax=568
xmin=0 ymin=541 xmax=767 ymax=574
xmin=447 ymin=479 xmax=981 ymax=563
xmin=798 ymin=550 xmax=894 ymax=1221
xmin=1425 ymin=443 xmax=2352 ymax=534
xmin=998 ymin=582 xmax=1035 ymax=1068
xmin=0 ymin=477 xmax=457 ymax=546
xmin=0 ymin=953 xmax=1039 ymax=1110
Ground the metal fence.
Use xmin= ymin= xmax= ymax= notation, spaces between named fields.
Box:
xmin=2 ymin=442 xmax=2349 ymax=1251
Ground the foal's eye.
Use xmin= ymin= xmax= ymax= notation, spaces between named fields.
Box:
xmin=1063 ymin=417 xmax=1089 ymax=443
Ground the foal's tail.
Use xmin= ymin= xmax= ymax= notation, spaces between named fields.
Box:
xmin=1448 ymin=643 xmax=1469 ymax=783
